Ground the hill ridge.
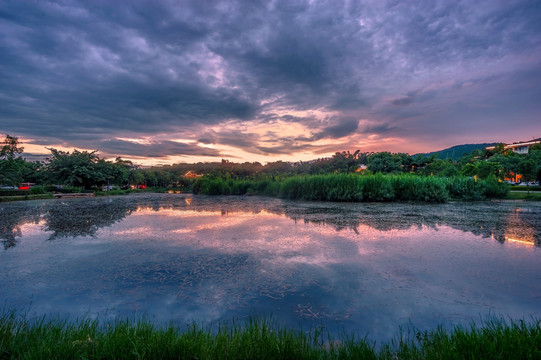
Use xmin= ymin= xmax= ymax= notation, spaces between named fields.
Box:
xmin=416 ymin=143 xmax=498 ymax=161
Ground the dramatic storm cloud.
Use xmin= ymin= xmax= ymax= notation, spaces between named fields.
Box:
xmin=1 ymin=0 xmax=540 ymax=163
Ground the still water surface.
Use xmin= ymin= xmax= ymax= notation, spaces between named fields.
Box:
xmin=1 ymin=194 xmax=540 ymax=342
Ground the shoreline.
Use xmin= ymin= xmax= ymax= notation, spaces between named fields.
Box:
xmin=1 ymin=313 xmax=539 ymax=359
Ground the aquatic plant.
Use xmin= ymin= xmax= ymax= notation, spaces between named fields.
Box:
xmin=192 ymin=174 xmax=507 ymax=203
xmin=445 ymin=176 xmax=509 ymax=200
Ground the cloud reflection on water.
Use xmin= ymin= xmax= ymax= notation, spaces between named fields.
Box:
xmin=1 ymin=195 xmax=541 ymax=249
xmin=0 ymin=194 xmax=540 ymax=342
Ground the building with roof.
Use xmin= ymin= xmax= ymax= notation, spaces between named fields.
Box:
xmin=486 ymin=138 xmax=541 ymax=154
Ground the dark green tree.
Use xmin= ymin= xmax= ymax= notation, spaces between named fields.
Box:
xmin=1 ymin=134 xmax=24 ymax=160
xmin=0 ymin=135 xmax=27 ymax=186
xmin=526 ymin=145 xmax=541 ymax=182
xmin=488 ymin=153 xmax=521 ymax=181
xmin=518 ymin=159 xmax=537 ymax=183
xmin=475 ymin=161 xmax=503 ymax=179
xmin=517 ymin=158 xmax=538 ymax=194
xmin=19 ymin=160 xmax=46 ymax=184
xmin=422 ymin=159 xmax=459 ymax=177
xmin=328 ymin=150 xmax=365 ymax=173
xmin=367 ymin=152 xmax=402 ymax=173
xmin=460 ymin=161 xmax=503 ymax=179
xmin=46 ymin=148 xmax=103 ymax=189
xmin=0 ymin=158 xmax=23 ymax=186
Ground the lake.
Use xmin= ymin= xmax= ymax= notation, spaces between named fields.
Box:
xmin=1 ymin=194 xmax=540 ymax=343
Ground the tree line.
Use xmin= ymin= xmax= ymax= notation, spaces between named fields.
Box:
xmin=1 ymin=134 xmax=540 ymax=190
xmin=0 ymin=135 xmax=137 ymax=190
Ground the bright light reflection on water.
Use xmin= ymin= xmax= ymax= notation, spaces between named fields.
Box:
xmin=0 ymin=194 xmax=540 ymax=343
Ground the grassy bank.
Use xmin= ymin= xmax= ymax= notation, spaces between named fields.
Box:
xmin=510 ymin=186 xmax=541 ymax=192
xmin=507 ymin=191 xmax=541 ymax=201
xmin=0 ymin=187 xmax=189 ymax=201
xmin=0 ymin=194 xmax=53 ymax=202
xmin=193 ymin=174 xmax=509 ymax=203
xmin=0 ymin=314 xmax=539 ymax=359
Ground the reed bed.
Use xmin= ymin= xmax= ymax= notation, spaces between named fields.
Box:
xmin=192 ymin=174 xmax=509 ymax=203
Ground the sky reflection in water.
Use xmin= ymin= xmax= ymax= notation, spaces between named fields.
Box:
xmin=0 ymin=195 xmax=540 ymax=342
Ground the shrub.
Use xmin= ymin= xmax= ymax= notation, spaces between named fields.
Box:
xmin=445 ymin=177 xmax=509 ymax=200
xmin=477 ymin=178 xmax=509 ymax=199
xmin=30 ymin=185 xmax=46 ymax=195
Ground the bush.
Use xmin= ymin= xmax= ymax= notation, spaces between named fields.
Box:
xmin=445 ymin=177 xmax=509 ymax=200
xmin=30 ymin=185 xmax=46 ymax=195
xmin=477 ymin=178 xmax=509 ymax=199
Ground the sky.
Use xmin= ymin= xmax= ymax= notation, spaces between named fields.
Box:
xmin=1 ymin=0 xmax=540 ymax=165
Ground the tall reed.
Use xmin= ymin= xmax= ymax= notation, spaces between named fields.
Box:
xmin=192 ymin=174 xmax=508 ymax=203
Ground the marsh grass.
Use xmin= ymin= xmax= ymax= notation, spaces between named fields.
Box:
xmin=193 ymin=174 xmax=508 ymax=203
xmin=0 ymin=314 xmax=539 ymax=359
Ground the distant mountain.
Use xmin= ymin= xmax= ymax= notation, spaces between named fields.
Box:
xmin=416 ymin=143 xmax=498 ymax=161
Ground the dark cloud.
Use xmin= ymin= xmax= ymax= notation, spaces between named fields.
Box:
xmin=98 ymin=139 xmax=223 ymax=158
xmin=392 ymin=92 xmax=417 ymax=107
xmin=256 ymin=143 xmax=316 ymax=155
xmin=0 ymin=0 xmax=540 ymax=160
xmin=314 ymin=117 xmax=360 ymax=140
xmin=392 ymin=97 xmax=414 ymax=107
xmin=361 ymin=123 xmax=396 ymax=135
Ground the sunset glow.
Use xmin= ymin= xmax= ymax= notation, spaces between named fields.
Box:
xmin=1 ymin=1 xmax=540 ymax=164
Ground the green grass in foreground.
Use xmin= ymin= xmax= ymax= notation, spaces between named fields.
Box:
xmin=0 ymin=314 xmax=539 ymax=359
